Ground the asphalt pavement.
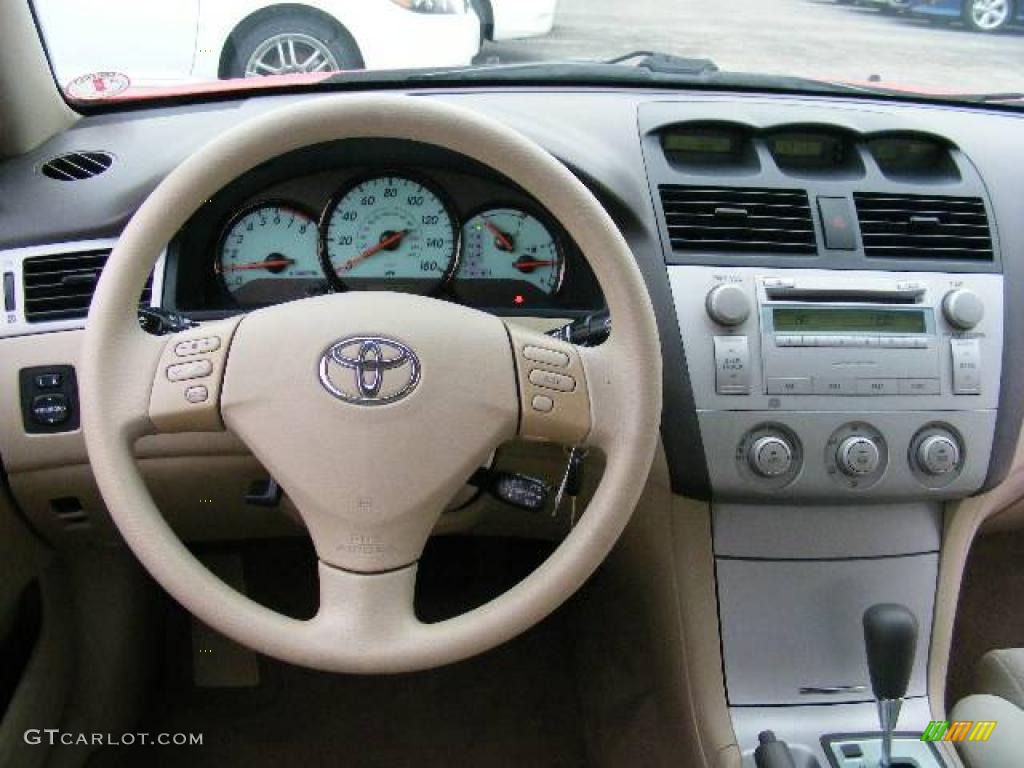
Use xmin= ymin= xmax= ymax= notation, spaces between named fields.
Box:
xmin=480 ymin=0 xmax=1022 ymax=95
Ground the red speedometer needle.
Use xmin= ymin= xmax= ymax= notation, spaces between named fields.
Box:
xmin=221 ymin=258 xmax=295 ymax=272
xmin=339 ymin=230 xmax=409 ymax=271
xmin=484 ymin=220 xmax=515 ymax=252
xmin=513 ymin=260 xmax=556 ymax=270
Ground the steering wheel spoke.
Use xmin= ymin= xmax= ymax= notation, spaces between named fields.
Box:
xmin=148 ymin=316 xmax=243 ymax=433
xmin=311 ymin=561 xmax=422 ymax=655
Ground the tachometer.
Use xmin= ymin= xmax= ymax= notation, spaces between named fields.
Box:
xmin=217 ymin=202 xmax=323 ymax=305
xmin=322 ymin=175 xmax=458 ymax=294
xmin=457 ymin=207 xmax=564 ymax=302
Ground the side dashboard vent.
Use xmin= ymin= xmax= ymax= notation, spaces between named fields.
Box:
xmin=22 ymin=250 xmax=152 ymax=323
xmin=40 ymin=151 xmax=113 ymax=181
xmin=854 ymin=192 xmax=993 ymax=261
xmin=659 ymin=185 xmax=817 ymax=255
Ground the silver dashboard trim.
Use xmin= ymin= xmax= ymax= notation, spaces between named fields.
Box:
xmin=0 ymin=239 xmax=165 ymax=339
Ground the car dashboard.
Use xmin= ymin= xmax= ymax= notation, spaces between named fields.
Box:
xmin=1 ymin=85 xmax=1023 ymax=766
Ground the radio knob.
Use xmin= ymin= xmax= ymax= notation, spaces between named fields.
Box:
xmin=837 ymin=436 xmax=881 ymax=477
xmin=748 ymin=435 xmax=794 ymax=478
xmin=917 ymin=434 xmax=961 ymax=476
xmin=706 ymin=284 xmax=751 ymax=326
xmin=943 ymin=289 xmax=984 ymax=330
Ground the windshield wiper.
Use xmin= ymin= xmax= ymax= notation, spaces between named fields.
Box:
xmin=605 ymin=51 xmax=719 ymax=76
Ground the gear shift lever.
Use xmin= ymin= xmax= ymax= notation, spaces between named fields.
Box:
xmin=863 ymin=604 xmax=918 ymax=768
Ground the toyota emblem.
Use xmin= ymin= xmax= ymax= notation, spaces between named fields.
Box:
xmin=318 ymin=336 xmax=420 ymax=405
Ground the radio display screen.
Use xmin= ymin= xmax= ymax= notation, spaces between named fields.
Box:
xmin=773 ymin=308 xmax=926 ymax=334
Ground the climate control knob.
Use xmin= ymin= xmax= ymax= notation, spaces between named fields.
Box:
xmin=748 ymin=435 xmax=794 ymax=478
xmin=942 ymin=289 xmax=984 ymax=330
xmin=706 ymin=283 xmax=751 ymax=327
xmin=837 ymin=436 xmax=881 ymax=477
xmin=917 ymin=434 xmax=961 ymax=476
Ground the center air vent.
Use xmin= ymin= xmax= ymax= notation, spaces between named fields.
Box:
xmin=22 ymin=250 xmax=152 ymax=323
xmin=854 ymin=193 xmax=993 ymax=261
xmin=40 ymin=151 xmax=113 ymax=181
xmin=659 ymin=185 xmax=816 ymax=255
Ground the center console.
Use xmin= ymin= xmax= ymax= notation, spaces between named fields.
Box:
xmin=640 ymin=100 xmax=1006 ymax=767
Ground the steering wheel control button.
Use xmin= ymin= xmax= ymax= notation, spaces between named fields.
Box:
xmin=166 ymin=359 xmax=213 ymax=382
xmin=950 ymin=338 xmax=981 ymax=395
xmin=749 ymin=436 xmax=794 ymax=478
xmin=528 ymin=369 xmax=576 ymax=393
xmin=185 ymin=385 xmax=210 ymax=404
xmin=706 ymin=283 xmax=751 ymax=326
xmin=174 ymin=336 xmax=222 ymax=357
xmin=713 ymin=335 xmax=751 ymax=394
xmin=942 ymin=289 xmax=985 ymax=330
xmin=838 ymin=437 xmax=881 ymax=476
xmin=31 ymin=394 xmax=70 ymax=425
xmin=531 ymin=395 xmax=554 ymax=413
xmin=523 ymin=346 xmax=569 ymax=368
xmin=917 ymin=435 xmax=960 ymax=476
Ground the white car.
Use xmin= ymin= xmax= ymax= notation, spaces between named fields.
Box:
xmin=33 ymin=0 xmax=481 ymax=88
xmin=471 ymin=0 xmax=557 ymax=41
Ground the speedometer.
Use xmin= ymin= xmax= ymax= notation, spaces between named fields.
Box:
xmin=216 ymin=202 xmax=323 ymax=305
xmin=322 ymin=175 xmax=458 ymax=294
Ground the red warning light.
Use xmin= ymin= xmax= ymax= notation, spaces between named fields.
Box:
xmin=513 ymin=294 xmax=525 ymax=305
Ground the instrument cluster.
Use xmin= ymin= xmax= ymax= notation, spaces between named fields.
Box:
xmin=209 ymin=171 xmax=574 ymax=311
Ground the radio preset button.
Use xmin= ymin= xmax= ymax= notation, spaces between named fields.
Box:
xmin=706 ymin=284 xmax=751 ymax=326
xmin=950 ymin=338 xmax=982 ymax=395
xmin=766 ymin=377 xmax=812 ymax=395
xmin=900 ymin=378 xmax=940 ymax=396
xmin=857 ymin=379 xmax=898 ymax=396
xmin=813 ymin=378 xmax=856 ymax=396
xmin=714 ymin=336 xmax=751 ymax=395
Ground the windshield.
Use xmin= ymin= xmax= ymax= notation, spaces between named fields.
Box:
xmin=30 ymin=0 xmax=1023 ymax=106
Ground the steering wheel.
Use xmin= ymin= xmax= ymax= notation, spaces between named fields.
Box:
xmin=81 ymin=95 xmax=662 ymax=673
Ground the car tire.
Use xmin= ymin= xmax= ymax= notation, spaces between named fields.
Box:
xmin=226 ymin=14 xmax=361 ymax=79
xmin=962 ymin=0 xmax=1015 ymax=32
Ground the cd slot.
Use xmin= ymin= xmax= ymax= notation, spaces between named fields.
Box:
xmin=765 ymin=286 xmax=925 ymax=305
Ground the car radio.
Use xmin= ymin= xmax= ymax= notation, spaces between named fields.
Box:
xmin=670 ymin=266 xmax=1002 ymax=500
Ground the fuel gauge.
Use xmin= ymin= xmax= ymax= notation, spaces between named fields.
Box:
xmin=457 ymin=207 xmax=564 ymax=301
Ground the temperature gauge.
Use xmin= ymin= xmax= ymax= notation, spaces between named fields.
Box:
xmin=457 ymin=207 xmax=564 ymax=302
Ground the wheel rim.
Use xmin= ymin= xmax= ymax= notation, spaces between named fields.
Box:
xmin=971 ymin=0 xmax=1009 ymax=29
xmin=244 ymin=33 xmax=340 ymax=77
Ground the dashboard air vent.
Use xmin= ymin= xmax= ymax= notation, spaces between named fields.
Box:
xmin=659 ymin=185 xmax=816 ymax=254
xmin=40 ymin=151 xmax=113 ymax=181
xmin=22 ymin=250 xmax=152 ymax=323
xmin=854 ymin=193 xmax=993 ymax=261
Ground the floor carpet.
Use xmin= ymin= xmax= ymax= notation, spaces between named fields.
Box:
xmin=88 ymin=537 xmax=588 ymax=768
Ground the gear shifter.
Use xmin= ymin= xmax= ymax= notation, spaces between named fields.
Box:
xmin=862 ymin=604 xmax=918 ymax=768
